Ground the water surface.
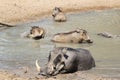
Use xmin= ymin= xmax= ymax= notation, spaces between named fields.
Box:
xmin=0 ymin=9 xmax=120 ymax=79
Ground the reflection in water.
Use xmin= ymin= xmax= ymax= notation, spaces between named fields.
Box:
xmin=0 ymin=9 xmax=120 ymax=79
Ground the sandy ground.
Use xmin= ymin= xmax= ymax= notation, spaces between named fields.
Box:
xmin=0 ymin=0 xmax=120 ymax=80
xmin=0 ymin=69 xmax=118 ymax=80
xmin=0 ymin=0 xmax=120 ymax=25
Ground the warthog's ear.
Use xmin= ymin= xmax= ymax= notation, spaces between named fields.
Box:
xmin=62 ymin=48 xmax=68 ymax=59
xmin=31 ymin=26 xmax=39 ymax=29
xmin=62 ymin=48 xmax=67 ymax=53
xmin=55 ymin=7 xmax=62 ymax=12
xmin=76 ymin=28 xmax=81 ymax=33
xmin=31 ymin=26 xmax=36 ymax=29
xmin=31 ymin=26 xmax=34 ymax=29
xmin=58 ymin=7 xmax=62 ymax=12
xmin=83 ymin=30 xmax=87 ymax=34
xmin=30 ymin=29 xmax=32 ymax=34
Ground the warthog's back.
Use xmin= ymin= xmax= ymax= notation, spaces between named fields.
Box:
xmin=54 ymin=12 xmax=66 ymax=22
xmin=64 ymin=48 xmax=95 ymax=71
xmin=76 ymin=48 xmax=96 ymax=70
xmin=52 ymin=32 xmax=82 ymax=43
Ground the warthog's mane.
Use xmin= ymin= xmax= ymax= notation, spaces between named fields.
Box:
xmin=55 ymin=29 xmax=86 ymax=35
xmin=54 ymin=7 xmax=62 ymax=12
xmin=30 ymin=26 xmax=44 ymax=34
xmin=55 ymin=47 xmax=80 ymax=52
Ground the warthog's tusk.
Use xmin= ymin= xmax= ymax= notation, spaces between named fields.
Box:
xmin=39 ymin=29 xmax=44 ymax=36
xmin=36 ymin=60 xmax=41 ymax=72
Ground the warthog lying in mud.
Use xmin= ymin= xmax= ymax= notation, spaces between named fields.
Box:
xmin=52 ymin=7 xmax=67 ymax=22
xmin=97 ymin=32 xmax=120 ymax=38
xmin=21 ymin=26 xmax=45 ymax=40
xmin=36 ymin=47 xmax=95 ymax=76
xmin=51 ymin=28 xmax=93 ymax=43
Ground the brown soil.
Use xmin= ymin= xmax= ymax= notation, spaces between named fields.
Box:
xmin=0 ymin=0 xmax=120 ymax=25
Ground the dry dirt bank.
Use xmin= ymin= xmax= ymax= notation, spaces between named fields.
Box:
xmin=0 ymin=70 xmax=118 ymax=80
xmin=0 ymin=0 xmax=120 ymax=25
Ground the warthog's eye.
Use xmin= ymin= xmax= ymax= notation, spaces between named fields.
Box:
xmin=83 ymin=30 xmax=87 ymax=34
xmin=53 ymin=66 xmax=56 ymax=70
xmin=30 ymin=29 xmax=35 ymax=33
xmin=55 ymin=7 xmax=58 ymax=10
xmin=55 ymin=8 xmax=57 ymax=10
xmin=63 ymin=54 xmax=68 ymax=59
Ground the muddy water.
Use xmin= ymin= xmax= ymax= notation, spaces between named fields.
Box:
xmin=0 ymin=9 xmax=120 ymax=79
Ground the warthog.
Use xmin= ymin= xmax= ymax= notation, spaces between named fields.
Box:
xmin=52 ymin=7 xmax=66 ymax=22
xmin=51 ymin=28 xmax=93 ymax=43
xmin=36 ymin=47 xmax=95 ymax=76
xmin=97 ymin=32 xmax=120 ymax=38
xmin=21 ymin=26 xmax=45 ymax=40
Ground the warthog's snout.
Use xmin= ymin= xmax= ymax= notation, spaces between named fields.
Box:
xmin=86 ymin=39 xmax=93 ymax=43
xmin=52 ymin=14 xmax=55 ymax=17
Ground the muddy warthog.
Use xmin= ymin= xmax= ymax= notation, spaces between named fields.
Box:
xmin=51 ymin=28 xmax=93 ymax=43
xmin=52 ymin=7 xmax=66 ymax=22
xmin=97 ymin=32 xmax=120 ymax=38
xmin=21 ymin=26 xmax=45 ymax=40
xmin=36 ymin=47 xmax=95 ymax=76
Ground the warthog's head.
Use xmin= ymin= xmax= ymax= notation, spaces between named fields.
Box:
xmin=52 ymin=7 xmax=62 ymax=17
xmin=46 ymin=48 xmax=66 ymax=76
xmin=36 ymin=47 xmax=67 ymax=76
xmin=28 ymin=26 xmax=45 ymax=40
xmin=75 ymin=28 xmax=93 ymax=43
